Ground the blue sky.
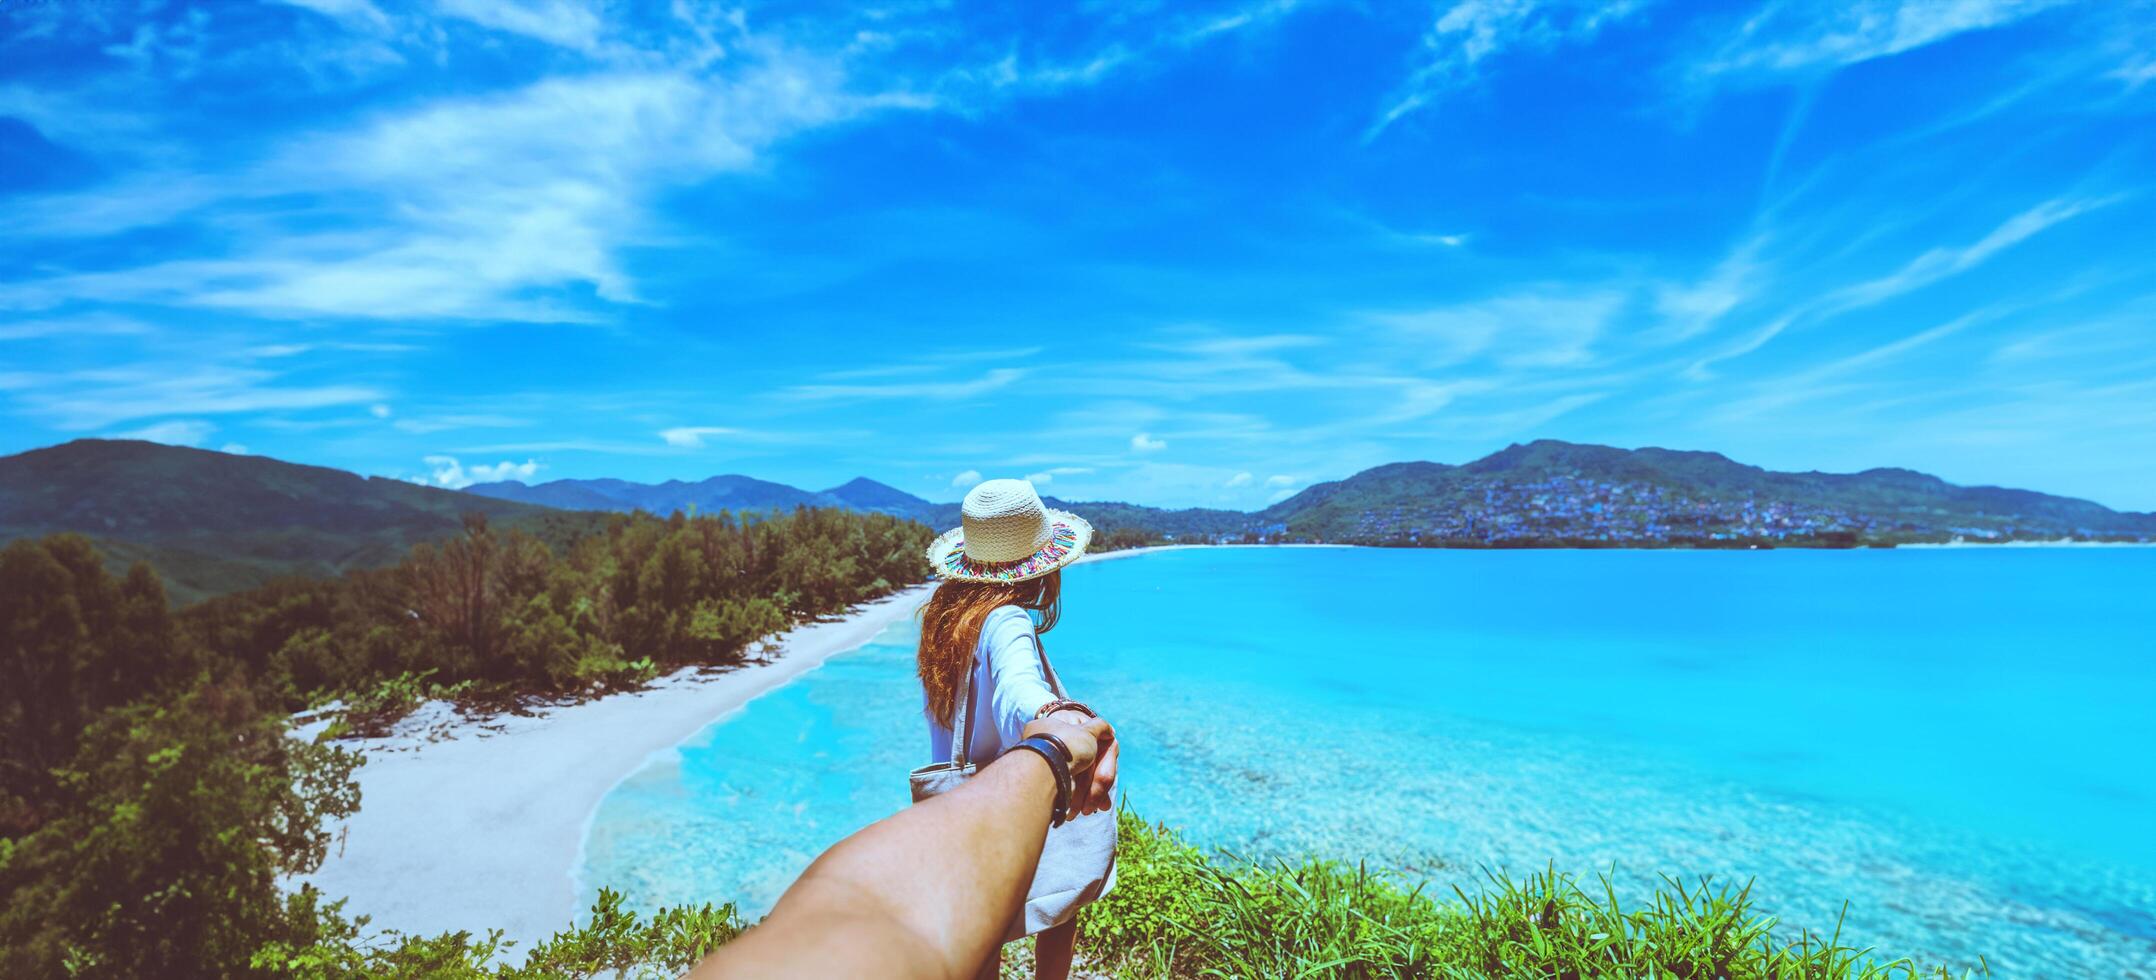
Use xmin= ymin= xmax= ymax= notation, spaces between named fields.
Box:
xmin=2 ymin=0 xmax=2153 ymax=510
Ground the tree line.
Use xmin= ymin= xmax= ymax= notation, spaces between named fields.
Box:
xmin=0 ymin=506 xmax=932 ymax=975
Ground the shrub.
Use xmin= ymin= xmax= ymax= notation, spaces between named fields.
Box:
xmin=254 ymin=888 xmax=743 ymax=979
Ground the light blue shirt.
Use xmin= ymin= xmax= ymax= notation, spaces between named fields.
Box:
xmin=926 ymin=605 xmax=1058 ymax=765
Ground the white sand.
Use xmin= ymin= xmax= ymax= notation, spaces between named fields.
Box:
xmin=293 ymin=584 xmax=933 ymax=949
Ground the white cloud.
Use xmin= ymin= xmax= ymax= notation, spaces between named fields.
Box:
xmin=0 ymin=313 xmax=153 ymax=341
xmin=1225 ymin=471 xmax=1254 ymax=487
xmin=660 ymin=425 xmax=739 ymax=448
xmin=2113 ymin=56 xmax=2156 ymax=90
xmin=1689 ymin=196 xmax=2110 ymax=376
xmin=394 ymin=414 xmax=527 ymax=435
xmin=1182 ymin=0 xmax=1307 ymax=44
xmin=8 ymin=364 xmax=382 ymax=430
xmin=1373 ymin=289 xmax=1623 ymax=369
xmin=1267 ymin=487 xmax=1300 ymax=504
xmin=0 ymin=39 xmax=909 ymax=322
xmin=1698 ymin=0 xmax=2070 ymax=79
xmin=1131 ymin=432 xmax=1168 ymax=452
xmin=787 ymin=368 xmax=1026 ymax=402
xmin=112 ymin=419 xmax=215 ymax=446
xmin=423 ymin=455 xmax=541 ymax=489
xmin=950 ymin=469 xmax=982 ymax=488
xmin=1020 ymin=465 xmax=1099 ymax=486
xmin=437 ymin=0 xmax=605 ymax=52
xmin=220 ymin=442 xmax=250 ymax=455
xmin=370 ymin=403 xmax=393 ymax=418
xmin=1369 ymin=0 xmax=1647 ymax=141
xmin=1025 ymin=471 xmax=1055 ymax=485
xmin=1653 ymin=242 xmax=1764 ymax=343
xmin=270 ymin=0 xmax=393 ymax=31
xmin=1265 ymin=474 xmax=1298 ymax=487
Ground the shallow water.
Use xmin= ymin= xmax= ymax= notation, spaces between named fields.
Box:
xmin=580 ymin=547 xmax=2156 ymax=975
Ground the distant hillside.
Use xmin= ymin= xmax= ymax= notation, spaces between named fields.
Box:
xmin=0 ymin=440 xmax=594 ymax=603
xmin=824 ymin=477 xmax=939 ymax=516
xmin=464 ymin=472 xmax=1252 ymax=541
xmin=8 ymin=437 xmax=2145 ymax=603
xmin=467 ymin=474 xmax=842 ymax=516
xmin=1260 ymin=440 xmax=2156 ymax=546
xmin=1048 ymin=498 xmax=1253 ymax=540
xmin=447 ymin=440 xmax=2156 ymax=547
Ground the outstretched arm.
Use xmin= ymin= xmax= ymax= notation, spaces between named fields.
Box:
xmin=689 ymin=715 xmax=1111 ymax=980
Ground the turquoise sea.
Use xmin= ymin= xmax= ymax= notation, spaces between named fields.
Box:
xmin=579 ymin=547 xmax=2156 ymax=975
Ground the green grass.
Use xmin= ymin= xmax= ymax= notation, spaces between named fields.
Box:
xmin=1076 ymin=812 xmax=1981 ymax=979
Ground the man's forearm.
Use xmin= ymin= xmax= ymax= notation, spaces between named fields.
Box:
xmin=692 ymin=749 xmax=1060 ymax=979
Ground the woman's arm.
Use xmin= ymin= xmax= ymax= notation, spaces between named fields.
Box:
xmin=982 ymin=607 xmax=1059 ymax=743
xmin=689 ymin=716 xmax=1109 ymax=979
xmin=981 ymin=607 xmax=1117 ymax=814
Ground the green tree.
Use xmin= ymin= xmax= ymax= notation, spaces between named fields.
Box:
xmin=1 ymin=536 xmax=187 ymax=835
xmin=0 ymin=677 xmax=362 ymax=976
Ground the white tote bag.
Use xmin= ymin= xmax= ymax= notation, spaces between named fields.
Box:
xmin=908 ymin=632 xmax=1117 ymax=941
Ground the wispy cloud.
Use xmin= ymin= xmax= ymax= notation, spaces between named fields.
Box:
xmin=1368 ymin=0 xmax=1647 ymax=141
xmin=1025 ymin=467 xmax=1098 ymax=486
xmin=1689 ymin=196 xmax=2113 ymax=376
xmin=2 ymin=21 xmax=913 ymax=322
xmin=1130 ymin=432 xmax=1168 ymax=452
xmin=786 ymin=368 xmax=1026 ymax=402
xmin=6 ymin=364 xmax=383 ymax=430
xmin=1372 ymin=289 xmax=1624 ymax=368
xmin=436 ymin=0 xmax=607 ymax=53
xmin=392 ymin=414 xmax=529 ymax=435
xmin=1696 ymin=0 xmax=2071 ymax=79
xmin=659 ymin=425 xmax=740 ymax=448
xmin=0 ymin=313 xmax=154 ymax=341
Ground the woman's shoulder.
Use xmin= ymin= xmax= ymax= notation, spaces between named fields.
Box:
xmin=980 ymin=604 xmax=1035 ymax=643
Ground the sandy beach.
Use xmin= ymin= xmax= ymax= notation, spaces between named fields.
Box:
xmin=292 ymin=544 xmax=1327 ymax=949
xmin=294 ymin=583 xmax=933 ymax=950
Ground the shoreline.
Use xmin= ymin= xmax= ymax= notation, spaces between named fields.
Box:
xmin=1077 ymin=540 xmax=1354 ymax=565
xmin=294 ymin=583 xmax=933 ymax=951
xmin=293 ymin=543 xmax=1320 ymax=950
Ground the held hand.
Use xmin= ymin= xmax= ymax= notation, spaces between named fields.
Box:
xmin=1023 ymin=714 xmax=1118 ymax=815
xmin=1086 ymin=733 xmax=1119 ymax=815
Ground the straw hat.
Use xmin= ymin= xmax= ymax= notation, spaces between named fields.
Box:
xmin=927 ymin=478 xmax=1093 ymax=583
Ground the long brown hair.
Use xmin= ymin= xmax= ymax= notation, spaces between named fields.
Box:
xmin=917 ymin=570 xmax=1061 ymax=727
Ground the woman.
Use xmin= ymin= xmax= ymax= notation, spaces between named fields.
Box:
xmin=918 ymin=478 xmax=1119 ymax=980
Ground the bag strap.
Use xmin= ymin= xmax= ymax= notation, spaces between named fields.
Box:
xmin=952 ymin=640 xmax=979 ymax=769
xmin=1030 ymin=632 xmax=1069 ymax=699
xmin=951 ymin=608 xmax=1066 ymax=768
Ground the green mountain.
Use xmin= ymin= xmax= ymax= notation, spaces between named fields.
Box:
xmin=0 ymin=440 xmax=592 ymax=603
xmin=1260 ymin=440 xmax=2156 ymax=545
xmin=8 ymin=438 xmax=2146 ymax=605
xmin=466 ymin=474 xmax=841 ymax=515
xmin=824 ymin=477 xmax=947 ymax=519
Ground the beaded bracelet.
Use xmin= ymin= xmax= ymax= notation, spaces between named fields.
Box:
xmin=1034 ymin=698 xmax=1095 ymax=720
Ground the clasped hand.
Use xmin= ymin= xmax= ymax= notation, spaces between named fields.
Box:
xmin=1025 ymin=712 xmax=1118 ymax=816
